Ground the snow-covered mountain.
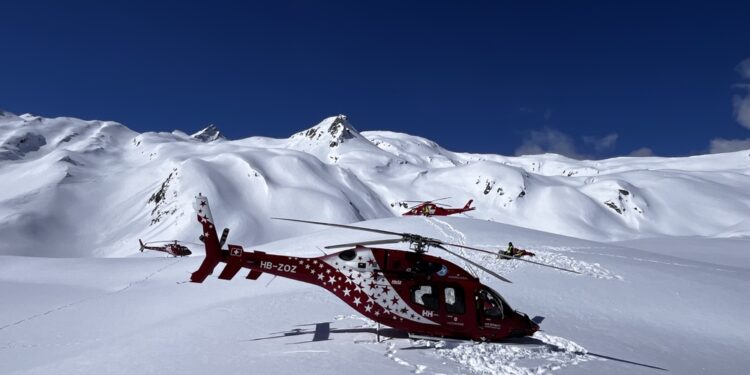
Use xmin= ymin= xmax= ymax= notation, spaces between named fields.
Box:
xmin=2 ymin=110 xmax=750 ymax=374
xmin=1 ymin=111 xmax=749 ymax=257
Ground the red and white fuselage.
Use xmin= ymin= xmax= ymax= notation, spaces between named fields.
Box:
xmin=191 ymin=194 xmax=538 ymax=342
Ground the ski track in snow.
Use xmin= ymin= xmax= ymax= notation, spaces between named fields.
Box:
xmin=426 ymin=218 xmax=480 ymax=277
xmin=477 ymin=251 xmax=622 ymax=281
xmin=544 ymin=245 xmax=742 ymax=275
xmin=427 ymin=218 xmax=621 ymax=281
xmin=0 ymin=257 xmax=183 ymax=337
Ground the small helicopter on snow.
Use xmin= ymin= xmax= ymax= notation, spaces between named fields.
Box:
xmin=190 ymin=194 xmax=579 ymax=342
xmin=401 ymin=197 xmax=475 ymax=217
xmin=138 ymin=239 xmax=192 ymax=257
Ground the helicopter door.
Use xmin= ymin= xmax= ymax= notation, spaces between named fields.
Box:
xmin=443 ymin=286 xmax=467 ymax=329
xmin=475 ymin=287 xmax=504 ymax=330
xmin=411 ymin=285 xmax=439 ymax=319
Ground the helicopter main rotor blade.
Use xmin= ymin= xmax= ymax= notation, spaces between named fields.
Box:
xmin=444 ymin=242 xmax=581 ymax=274
xmin=272 ymin=218 xmax=404 ymax=237
xmin=402 ymin=197 xmax=451 ymax=203
xmin=325 ymin=238 xmax=404 ymax=249
xmin=430 ymin=197 xmax=452 ymax=202
xmin=436 ymin=245 xmax=512 ymax=283
xmin=273 ymin=217 xmax=577 ymax=275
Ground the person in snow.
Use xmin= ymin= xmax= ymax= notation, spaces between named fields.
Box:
xmin=502 ymin=242 xmax=516 ymax=257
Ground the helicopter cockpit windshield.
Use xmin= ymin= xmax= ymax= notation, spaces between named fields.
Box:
xmin=476 ymin=287 xmax=511 ymax=319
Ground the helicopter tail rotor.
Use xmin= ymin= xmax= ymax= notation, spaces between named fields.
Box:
xmin=463 ymin=199 xmax=474 ymax=210
xmin=218 ymin=228 xmax=230 ymax=249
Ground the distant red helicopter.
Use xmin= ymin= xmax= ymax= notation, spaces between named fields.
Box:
xmin=138 ymin=239 xmax=193 ymax=257
xmin=190 ymin=194 xmax=578 ymax=342
xmin=402 ymin=197 xmax=475 ymax=217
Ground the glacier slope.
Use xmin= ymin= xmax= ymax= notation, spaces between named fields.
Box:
xmin=1 ymin=217 xmax=748 ymax=375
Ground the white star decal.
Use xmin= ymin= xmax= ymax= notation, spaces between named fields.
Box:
xmin=353 ymin=297 xmax=361 ymax=306
xmin=343 ymin=288 xmax=351 ymax=296
xmin=328 ymin=276 xmax=337 ymax=284
xmin=365 ymin=304 xmax=372 ymax=312
xmin=317 ymin=273 xmax=324 ymax=281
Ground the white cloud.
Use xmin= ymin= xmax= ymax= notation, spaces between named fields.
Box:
xmin=709 ymin=138 xmax=750 ymax=154
xmin=629 ymin=147 xmax=655 ymax=157
xmin=583 ymin=133 xmax=618 ymax=152
xmin=515 ymin=128 xmax=582 ymax=159
xmin=733 ymin=93 xmax=750 ymax=130
xmin=706 ymin=58 xmax=750 ymax=152
xmin=737 ymin=58 xmax=750 ymax=79
xmin=734 ymin=58 xmax=750 ymax=130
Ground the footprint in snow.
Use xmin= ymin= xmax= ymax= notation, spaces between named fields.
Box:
xmin=434 ymin=332 xmax=598 ymax=375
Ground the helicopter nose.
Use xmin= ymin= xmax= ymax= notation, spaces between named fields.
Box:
xmin=530 ymin=321 xmax=540 ymax=334
xmin=185 ymin=249 xmax=193 ymax=256
xmin=524 ymin=314 xmax=540 ymax=334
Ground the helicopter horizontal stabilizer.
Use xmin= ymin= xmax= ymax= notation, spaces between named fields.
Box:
xmin=218 ymin=245 xmax=245 ymax=280
xmin=218 ymin=263 xmax=242 ymax=280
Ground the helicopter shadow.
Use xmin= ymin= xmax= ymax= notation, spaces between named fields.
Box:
xmin=243 ymin=321 xmax=666 ymax=372
xmin=243 ymin=321 xmax=409 ymax=345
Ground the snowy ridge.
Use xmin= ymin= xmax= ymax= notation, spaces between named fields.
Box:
xmin=1 ymin=112 xmax=749 ymax=257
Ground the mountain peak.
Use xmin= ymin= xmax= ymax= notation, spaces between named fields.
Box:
xmin=191 ymin=124 xmax=226 ymax=142
xmin=293 ymin=114 xmax=361 ymax=148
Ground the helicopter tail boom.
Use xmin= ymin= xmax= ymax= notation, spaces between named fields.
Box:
xmin=191 ymin=194 xmax=222 ymax=283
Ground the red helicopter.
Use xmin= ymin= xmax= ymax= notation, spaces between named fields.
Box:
xmin=190 ymin=194 xmax=579 ymax=342
xmin=138 ymin=239 xmax=193 ymax=257
xmin=402 ymin=197 xmax=475 ymax=217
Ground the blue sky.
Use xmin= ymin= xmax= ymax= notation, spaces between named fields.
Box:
xmin=1 ymin=1 xmax=749 ymax=158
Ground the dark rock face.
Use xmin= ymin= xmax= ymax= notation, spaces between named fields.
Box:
xmin=0 ymin=132 xmax=47 ymax=160
xmin=191 ymin=124 xmax=226 ymax=142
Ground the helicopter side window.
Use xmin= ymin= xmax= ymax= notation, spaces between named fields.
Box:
xmin=476 ymin=288 xmax=504 ymax=319
xmin=444 ymin=286 xmax=465 ymax=314
xmin=411 ymin=285 xmax=438 ymax=311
